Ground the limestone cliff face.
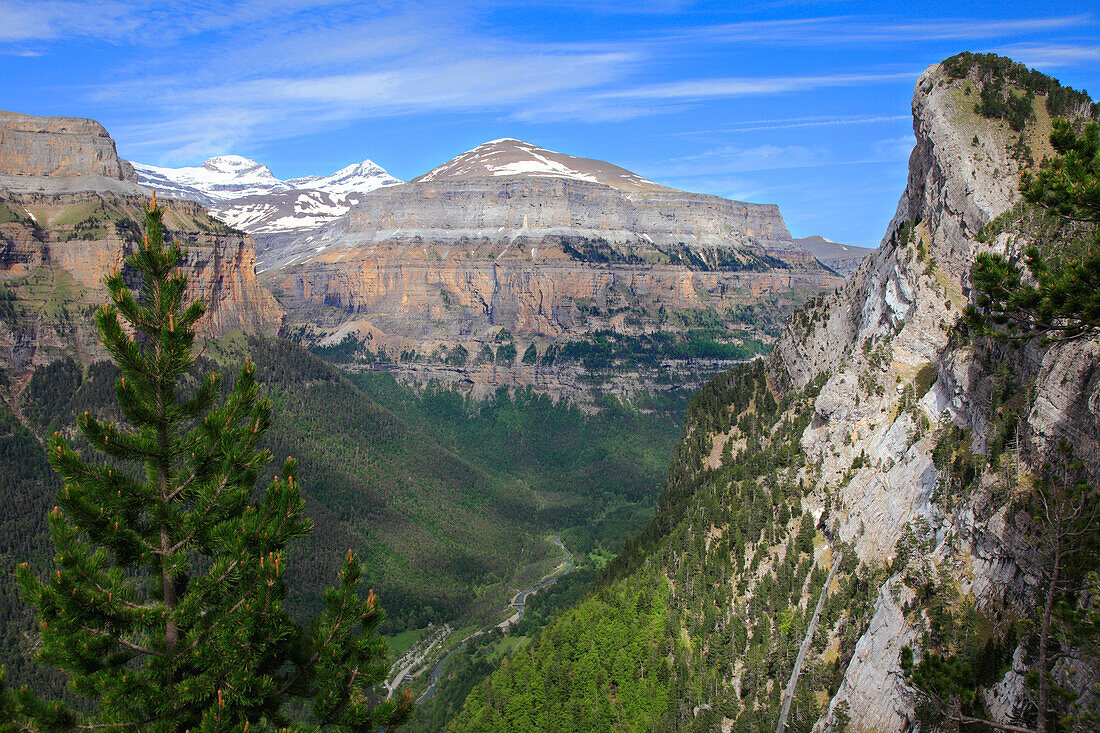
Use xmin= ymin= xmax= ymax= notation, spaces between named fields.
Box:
xmin=743 ymin=63 xmax=1099 ymax=730
xmin=266 ymin=150 xmax=839 ymax=399
xmin=0 ymin=191 xmax=283 ymax=373
xmin=0 ymin=111 xmax=136 ymax=182
xmin=0 ymin=112 xmax=283 ymax=380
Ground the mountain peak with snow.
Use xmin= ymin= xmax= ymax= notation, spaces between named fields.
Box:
xmin=413 ymin=138 xmax=670 ymax=193
xmin=133 ymin=156 xmax=289 ymax=204
xmin=286 ymin=158 xmax=400 ymax=195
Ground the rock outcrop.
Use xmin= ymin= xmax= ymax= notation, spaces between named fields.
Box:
xmin=0 ymin=111 xmax=136 ymax=182
xmin=757 ymin=62 xmax=1099 ymax=730
xmin=0 ymin=113 xmax=283 ymax=379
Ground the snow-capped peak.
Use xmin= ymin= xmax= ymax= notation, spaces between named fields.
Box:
xmin=286 ymin=159 xmax=400 ymax=195
xmin=131 ymin=153 xmax=404 ymax=235
xmin=133 ymin=156 xmax=289 ymax=203
xmin=413 ymin=138 xmax=669 ymax=193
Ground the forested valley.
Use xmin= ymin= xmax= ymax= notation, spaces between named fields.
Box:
xmin=0 ymin=334 xmax=686 ymax=710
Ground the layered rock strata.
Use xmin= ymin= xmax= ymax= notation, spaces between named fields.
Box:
xmin=266 ymin=142 xmax=840 ymax=399
xmin=0 ymin=110 xmax=137 ymax=182
xmin=0 ymin=112 xmax=282 ymax=376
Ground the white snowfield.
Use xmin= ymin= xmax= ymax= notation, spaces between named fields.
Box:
xmin=132 ymin=155 xmax=401 ymax=233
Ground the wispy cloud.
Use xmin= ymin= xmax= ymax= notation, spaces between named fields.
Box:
xmin=994 ymin=43 xmax=1100 ymax=68
xmin=7 ymin=1 xmax=1095 ymax=166
xmin=647 ymin=144 xmax=832 ymax=177
xmin=644 ymin=134 xmax=913 ymax=179
xmin=676 ymin=14 xmax=1092 ymax=46
xmin=109 ymin=48 xmax=639 ymax=161
xmin=604 ymin=71 xmax=915 ymax=102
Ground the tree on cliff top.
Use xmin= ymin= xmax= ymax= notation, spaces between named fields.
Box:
xmin=967 ymin=119 xmax=1100 ymax=342
xmin=0 ymin=194 xmax=411 ymax=731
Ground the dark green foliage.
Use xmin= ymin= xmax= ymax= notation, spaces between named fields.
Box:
xmin=0 ymin=201 xmax=32 ymax=225
xmin=914 ymin=363 xmax=937 ymax=399
xmin=558 ymin=329 xmax=768 ymax=371
xmin=307 ymin=334 xmax=363 ymax=363
xmin=447 ymin=571 xmax=671 ymax=732
xmin=521 ymin=344 xmax=538 ymax=364
xmin=17 ymin=358 xmax=82 ymax=434
xmin=559 ymin=238 xmax=643 ymax=265
xmin=0 ymin=405 xmax=65 ymax=701
xmin=353 ymin=374 xmax=683 ymax=557
xmin=1 ymin=199 xmax=411 ymax=730
xmin=450 ymin=359 xmax=863 ymax=731
xmin=494 ymin=343 xmax=516 ymax=365
xmin=967 ymin=121 xmax=1100 ymax=342
xmin=445 ymin=344 xmax=469 ymax=366
xmin=976 ymin=80 xmax=1034 ymax=132
xmin=1022 ymin=120 xmax=1100 ymax=223
xmin=558 ymin=237 xmax=792 ymax=272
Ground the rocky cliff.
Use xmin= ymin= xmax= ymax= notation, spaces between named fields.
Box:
xmin=769 ymin=58 xmax=1099 ymax=732
xmin=0 ymin=110 xmax=136 ymax=182
xmin=266 ymin=139 xmax=840 ymax=401
xmin=0 ymin=113 xmax=283 ymax=382
xmin=444 ymin=55 xmax=1100 ymax=732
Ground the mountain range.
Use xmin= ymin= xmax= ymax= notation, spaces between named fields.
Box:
xmin=121 ymin=135 xmax=844 ymax=404
xmin=133 ymin=154 xmax=401 ymax=234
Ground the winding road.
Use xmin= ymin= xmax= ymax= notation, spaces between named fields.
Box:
xmin=417 ymin=537 xmax=574 ymax=704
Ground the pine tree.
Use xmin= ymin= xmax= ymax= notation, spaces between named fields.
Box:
xmin=966 ymin=120 xmax=1100 ymax=342
xmin=0 ymin=194 xmax=411 ymax=731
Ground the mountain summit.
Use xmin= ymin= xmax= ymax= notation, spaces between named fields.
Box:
xmin=414 ymin=138 xmax=671 ymax=193
xmin=285 ymin=159 xmax=400 ymax=195
xmin=133 ymin=156 xmax=290 ymax=204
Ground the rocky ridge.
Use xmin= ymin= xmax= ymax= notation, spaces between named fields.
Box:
xmin=762 ymin=61 xmax=1099 ymax=730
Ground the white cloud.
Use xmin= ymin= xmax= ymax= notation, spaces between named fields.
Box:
xmin=679 ymin=14 xmax=1092 ymax=46
xmin=993 ymin=44 xmax=1100 ymax=68
xmin=603 ymin=72 xmax=915 ymax=101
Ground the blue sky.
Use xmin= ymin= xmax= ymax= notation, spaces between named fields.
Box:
xmin=2 ymin=1 xmax=1098 ymax=245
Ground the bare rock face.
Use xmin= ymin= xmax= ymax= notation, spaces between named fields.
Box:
xmin=0 ymin=111 xmax=283 ymax=380
xmin=266 ymin=140 xmax=839 ymax=399
xmin=753 ymin=62 xmax=1100 ymax=731
xmin=0 ymin=111 xmax=136 ymax=182
xmin=0 ymin=191 xmax=283 ymax=373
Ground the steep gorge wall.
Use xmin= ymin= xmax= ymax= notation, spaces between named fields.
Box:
xmin=267 ymin=177 xmax=840 ymax=400
xmin=764 ymin=62 xmax=1100 ymax=730
xmin=0 ymin=112 xmax=283 ymax=378
xmin=0 ymin=191 xmax=283 ymax=373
